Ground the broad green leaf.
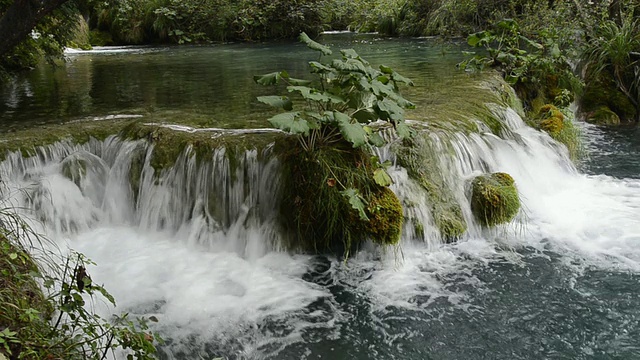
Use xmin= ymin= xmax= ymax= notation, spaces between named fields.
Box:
xmin=391 ymin=71 xmax=414 ymax=86
xmin=333 ymin=111 xmax=351 ymax=125
xmin=253 ymin=71 xmax=289 ymax=85
xmin=332 ymin=59 xmax=367 ymax=73
xmin=8 ymin=253 xmax=17 ymax=260
xmin=496 ymin=19 xmax=518 ymax=32
xmin=380 ymin=64 xmax=393 ymax=74
xmin=340 ymin=49 xmax=369 ymax=65
xmin=287 ymin=77 xmax=312 ymax=86
xmin=368 ymin=132 xmax=386 ymax=147
xmin=339 ymin=121 xmax=368 ymax=148
xmin=467 ymin=32 xmax=487 ymax=47
xmin=371 ymin=79 xmax=394 ymax=96
xmin=396 ymin=121 xmax=414 ymax=139
xmin=341 ymin=188 xmax=369 ymax=221
xmin=376 ymin=98 xmax=404 ymax=121
xmin=309 ymin=61 xmax=333 ymax=73
xmin=257 ymin=95 xmax=293 ymax=110
xmin=390 ymin=93 xmax=416 ymax=109
xmin=373 ymin=168 xmax=393 ymax=187
xmin=288 ymin=86 xmax=345 ymax=104
xmin=352 ymin=108 xmax=378 ymax=123
xmin=299 ymin=32 xmax=332 ymax=55
xmin=268 ymin=112 xmax=310 ymax=135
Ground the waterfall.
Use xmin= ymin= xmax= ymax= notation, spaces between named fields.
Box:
xmin=2 ymin=99 xmax=640 ymax=358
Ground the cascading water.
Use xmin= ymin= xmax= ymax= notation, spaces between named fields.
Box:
xmin=3 ymin=98 xmax=640 ymax=358
xmin=3 ymin=37 xmax=640 ymax=359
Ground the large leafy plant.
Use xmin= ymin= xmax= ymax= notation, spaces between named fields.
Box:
xmin=254 ymin=32 xmax=415 ymax=153
xmin=459 ymin=19 xmax=581 ymax=108
xmin=254 ymin=33 xmax=413 ymax=249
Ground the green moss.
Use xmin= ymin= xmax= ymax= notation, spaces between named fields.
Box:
xmin=396 ymin=133 xmax=467 ymax=241
xmin=277 ymin=137 xmax=402 ymax=254
xmin=365 ymin=187 xmax=403 ymax=246
xmin=529 ymin=104 xmax=582 ymax=160
xmin=581 ymin=74 xmax=637 ymax=123
xmin=89 ymin=30 xmax=114 ymax=46
xmin=587 ymin=106 xmax=621 ymax=126
xmin=470 ymin=172 xmax=520 ymax=227
xmin=0 ymin=119 xmax=133 ymax=159
xmin=119 ymin=122 xmax=283 ymax=175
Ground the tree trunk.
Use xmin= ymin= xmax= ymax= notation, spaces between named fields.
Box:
xmin=0 ymin=0 xmax=72 ymax=57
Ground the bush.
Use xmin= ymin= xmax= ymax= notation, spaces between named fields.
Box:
xmin=0 ymin=209 xmax=160 ymax=359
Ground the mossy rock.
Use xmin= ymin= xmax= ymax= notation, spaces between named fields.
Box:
xmin=586 ymin=106 xmax=621 ymax=126
xmin=537 ymin=104 xmax=565 ymax=137
xmin=277 ymin=137 xmax=402 ymax=254
xmin=471 ymin=172 xmax=520 ymax=227
xmin=580 ymin=74 xmax=636 ymax=123
xmin=89 ymin=30 xmax=114 ymax=46
xmin=395 ymin=133 xmax=467 ymax=242
xmin=364 ymin=187 xmax=403 ymax=246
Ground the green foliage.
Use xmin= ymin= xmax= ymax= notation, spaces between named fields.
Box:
xmin=255 ymin=32 xmax=415 ymax=152
xmin=470 ymin=172 xmax=520 ymax=227
xmin=258 ymin=34 xmax=410 ymax=253
xmin=460 ymin=19 xmax=583 ymax=110
xmin=92 ymin=0 xmax=326 ymax=44
xmin=0 ymin=211 xmax=160 ymax=359
xmin=0 ymin=3 xmax=81 ymax=73
xmin=581 ymin=17 xmax=640 ymax=122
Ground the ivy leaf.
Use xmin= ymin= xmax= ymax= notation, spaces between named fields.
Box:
xmin=341 ymin=188 xmax=369 ymax=221
xmin=268 ymin=112 xmax=310 ymax=135
xmin=254 ymin=71 xmax=289 ymax=85
xmin=299 ymin=32 xmax=332 ymax=56
xmin=257 ymin=95 xmax=293 ymax=110
xmin=373 ymin=168 xmax=393 ymax=186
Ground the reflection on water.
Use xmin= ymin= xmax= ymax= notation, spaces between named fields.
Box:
xmin=0 ymin=35 xmax=469 ymax=131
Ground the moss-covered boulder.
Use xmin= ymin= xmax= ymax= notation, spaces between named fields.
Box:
xmin=364 ymin=187 xmax=403 ymax=246
xmin=580 ymin=74 xmax=637 ymax=124
xmin=537 ymin=104 xmax=565 ymax=137
xmin=471 ymin=172 xmax=520 ymax=227
xmin=530 ymin=104 xmax=582 ymax=160
xmin=586 ymin=106 xmax=621 ymax=126
xmin=277 ymin=138 xmax=403 ymax=254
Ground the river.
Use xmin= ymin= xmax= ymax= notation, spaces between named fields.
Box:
xmin=1 ymin=34 xmax=639 ymax=359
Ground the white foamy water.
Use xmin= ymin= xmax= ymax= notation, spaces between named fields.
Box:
xmin=2 ymin=104 xmax=640 ymax=357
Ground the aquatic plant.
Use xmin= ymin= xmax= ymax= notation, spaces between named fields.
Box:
xmin=256 ymin=33 xmax=414 ymax=253
xmin=470 ymin=172 xmax=520 ymax=227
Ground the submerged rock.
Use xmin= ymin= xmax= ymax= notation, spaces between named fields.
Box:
xmin=471 ymin=172 xmax=520 ymax=227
